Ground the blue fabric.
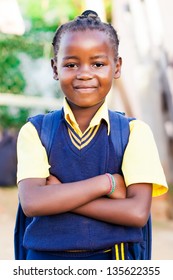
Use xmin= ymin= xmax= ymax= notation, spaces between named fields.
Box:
xmin=26 ymin=249 xmax=112 ymax=260
xmin=14 ymin=203 xmax=33 ymax=260
xmin=127 ymin=215 xmax=152 ymax=260
xmin=14 ymin=109 xmax=152 ymax=260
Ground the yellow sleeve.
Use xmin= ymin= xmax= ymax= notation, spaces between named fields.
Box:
xmin=17 ymin=122 xmax=50 ymax=183
xmin=122 ymin=120 xmax=168 ymax=197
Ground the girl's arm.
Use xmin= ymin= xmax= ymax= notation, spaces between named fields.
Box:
xmin=46 ymin=173 xmax=127 ymax=200
xmin=18 ymin=173 xmax=126 ymax=217
xmin=73 ymin=183 xmax=152 ymax=227
xmin=19 ymin=174 xmax=152 ymax=227
xmin=18 ymin=174 xmax=114 ymax=217
xmin=46 ymin=174 xmax=152 ymax=227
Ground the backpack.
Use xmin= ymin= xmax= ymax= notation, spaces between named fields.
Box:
xmin=0 ymin=131 xmax=17 ymax=186
xmin=14 ymin=109 xmax=152 ymax=260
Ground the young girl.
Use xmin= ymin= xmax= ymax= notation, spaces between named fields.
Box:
xmin=16 ymin=10 xmax=168 ymax=260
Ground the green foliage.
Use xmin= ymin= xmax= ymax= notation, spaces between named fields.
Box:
xmin=18 ymin=0 xmax=82 ymax=32
xmin=0 ymin=50 xmax=26 ymax=94
xmin=0 ymin=33 xmax=44 ymax=129
xmin=0 ymin=106 xmax=29 ymax=130
xmin=104 ymin=0 xmax=113 ymax=23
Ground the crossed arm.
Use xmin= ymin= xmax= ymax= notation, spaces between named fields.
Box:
xmin=18 ymin=174 xmax=152 ymax=227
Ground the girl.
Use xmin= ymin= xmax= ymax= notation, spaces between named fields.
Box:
xmin=16 ymin=10 xmax=168 ymax=260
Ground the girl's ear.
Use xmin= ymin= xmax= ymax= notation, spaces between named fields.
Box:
xmin=51 ymin=58 xmax=59 ymax=80
xmin=114 ymin=57 xmax=122 ymax=79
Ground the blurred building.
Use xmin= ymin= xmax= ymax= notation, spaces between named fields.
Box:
xmin=109 ymin=0 xmax=173 ymax=184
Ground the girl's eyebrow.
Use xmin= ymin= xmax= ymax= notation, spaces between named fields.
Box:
xmin=62 ymin=55 xmax=108 ymax=61
xmin=62 ymin=56 xmax=79 ymax=60
xmin=90 ymin=55 xmax=108 ymax=59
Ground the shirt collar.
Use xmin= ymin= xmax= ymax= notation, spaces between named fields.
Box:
xmin=63 ymin=98 xmax=110 ymax=136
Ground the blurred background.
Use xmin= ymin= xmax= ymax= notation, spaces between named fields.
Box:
xmin=0 ymin=0 xmax=173 ymax=260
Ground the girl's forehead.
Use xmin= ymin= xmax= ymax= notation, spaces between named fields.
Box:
xmin=59 ymin=29 xmax=112 ymax=53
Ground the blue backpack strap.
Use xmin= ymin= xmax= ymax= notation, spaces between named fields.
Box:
xmin=14 ymin=109 xmax=63 ymax=259
xmin=109 ymin=110 xmax=152 ymax=260
xmin=14 ymin=203 xmax=33 ymax=259
xmin=109 ymin=110 xmax=132 ymax=172
xmin=40 ymin=110 xmax=63 ymax=157
xmin=127 ymin=215 xmax=152 ymax=260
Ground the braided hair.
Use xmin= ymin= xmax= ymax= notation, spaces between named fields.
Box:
xmin=52 ymin=10 xmax=119 ymax=61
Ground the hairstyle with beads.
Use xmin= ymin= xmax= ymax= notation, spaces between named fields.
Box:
xmin=52 ymin=10 xmax=120 ymax=61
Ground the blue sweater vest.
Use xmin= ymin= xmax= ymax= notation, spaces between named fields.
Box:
xmin=23 ymin=109 xmax=143 ymax=252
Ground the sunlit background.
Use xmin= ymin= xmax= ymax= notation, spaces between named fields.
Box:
xmin=0 ymin=0 xmax=173 ymax=260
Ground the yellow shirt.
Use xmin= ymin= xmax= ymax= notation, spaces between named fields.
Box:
xmin=17 ymin=99 xmax=168 ymax=197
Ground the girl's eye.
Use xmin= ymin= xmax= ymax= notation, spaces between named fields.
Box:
xmin=65 ymin=63 xmax=77 ymax=68
xmin=93 ymin=62 xmax=104 ymax=68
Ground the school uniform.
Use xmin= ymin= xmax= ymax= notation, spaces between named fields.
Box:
xmin=16 ymin=99 xmax=168 ymax=259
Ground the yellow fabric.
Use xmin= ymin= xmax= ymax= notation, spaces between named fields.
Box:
xmin=122 ymin=120 xmax=168 ymax=197
xmin=17 ymin=101 xmax=168 ymax=197
xmin=17 ymin=122 xmax=50 ymax=181
xmin=115 ymin=244 xmax=119 ymax=260
xmin=64 ymin=98 xmax=110 ymax=137
xmin=113 ymin=243 xmax=125 ymax=260
xmin=68 ymin=125 xmax=100 ymax=150
xmin=121 ymin=243 xmax=125 ymax=260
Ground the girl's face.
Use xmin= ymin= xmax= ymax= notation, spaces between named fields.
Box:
xmin=53 ymin=29 xmax=122 ymax=109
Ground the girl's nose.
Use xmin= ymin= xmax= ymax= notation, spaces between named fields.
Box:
xmin=76 ymin=66 xmax=93 ymax=80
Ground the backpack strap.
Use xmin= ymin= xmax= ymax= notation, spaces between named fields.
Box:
xmin=109 ymin=110 xmax=134 ymax=173
xmin=28 ymin=109 xmax=63 ymax=156
xmin=40 ymin=110 xmax=63 ymax=157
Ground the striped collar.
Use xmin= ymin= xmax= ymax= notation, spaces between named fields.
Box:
xmin=63 ymin=98 xmax=110 ymax=137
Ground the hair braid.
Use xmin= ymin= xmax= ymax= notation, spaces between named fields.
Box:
xmin=52 ymin=10 xmax=119 ymax=61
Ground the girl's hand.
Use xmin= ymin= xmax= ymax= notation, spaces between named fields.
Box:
xmin=108 ymin=174 xmax=126 ymax=199
xmin=46 ymin=174 xmax=61 ymax=185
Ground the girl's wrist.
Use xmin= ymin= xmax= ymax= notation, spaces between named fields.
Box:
xmin=105 ymin=173 xmax=116 ymax=196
